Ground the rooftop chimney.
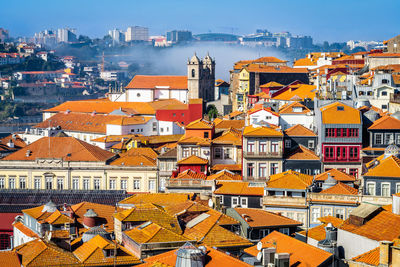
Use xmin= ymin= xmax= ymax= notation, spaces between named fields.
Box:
xmin=274 ymin=253 xmax=290 ymax=267
xmin=175 ymin=242 xmax=205 ymax=267
xmin=83 ymin=209 xmax=98 ymax=228
xmin=380 ymin=241 xmax=393 ymax=266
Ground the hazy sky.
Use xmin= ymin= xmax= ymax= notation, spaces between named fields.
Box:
xmin=1 ymin=0 xmax=399 ymax=42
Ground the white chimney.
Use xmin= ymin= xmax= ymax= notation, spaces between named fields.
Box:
xmin=393 ymin=194 xmax=400 ymax=215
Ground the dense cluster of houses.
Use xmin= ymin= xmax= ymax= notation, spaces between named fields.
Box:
xmin=1 ymin=35 xmax=400 ymax=266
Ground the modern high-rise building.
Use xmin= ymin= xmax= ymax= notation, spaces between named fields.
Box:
xmin=166 ymin=30 xmax=192 ymax=43
xmin=108 ymin=29 xmax=125 ymax=45
xmin=0 ymin=28 xmax=9 ymax=42
xmin=125 ymin=26 xmax=149 ymax=42
xmin=57 ymin=28 xmax=77 ymax=43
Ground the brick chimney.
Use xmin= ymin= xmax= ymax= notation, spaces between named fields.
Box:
xmin=380 ymin=241 xmax=393 ymax=266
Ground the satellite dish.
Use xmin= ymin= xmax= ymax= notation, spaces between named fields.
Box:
xmin=208 ymin=199 xmax=214 ymax=208
xmin=257 ymin=241 xmax=263 ymax=251
xmin=256 ymin=252 xmax=263 ymax=261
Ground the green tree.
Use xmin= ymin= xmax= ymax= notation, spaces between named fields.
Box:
xmin=206 ymin=105 xmax=219 ymax=120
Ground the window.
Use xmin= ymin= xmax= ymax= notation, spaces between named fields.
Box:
xmin=224 ymin=148 xmax=231 ymax=159
xmin=137 ymin=93 xmax=141 ymax=97
xmin=308 ymin=140 xmax=315 ymax=149
xmin=121 ymin=179 xmax=128 ymax=190
xmin=219 ymin=196 xmax=223 ymax=205
xmin=134 ymin=180 xmax=140 ymax=190
xmin=160 ymin=162 xmax=166 ymax=171
xmin=396 ymin=183 xmax=400 ymax=194
xmin=311 ymin=208 xmax=320 ymax=223
xmin=191 ymin=69 xmax=195 ymax=77
xmin=284 ymin=139 xmax=291 ymax=148
xmin=109 ymin=179 xmax=116 ymax=190
xmin=19 ymin=176 xmax=26 ymax=189
xmin=259 ymin=163 xmax=267 ymax=178
xmin=204 ymin=132 xmax=209 ymax=138
xmin=336 ymin=147 xmax=346 ymax=160
xmin=191 ymin=147 xmax=198 ymax=156
xmin=0 ymin=177 xmax=4 ymax=189
xmin=270 ymin=163 xmax=278 ymax=175
xmin=83 ymin=179 xmax=90 ymax=190
xmin=9 ymin=177 xmax=15 ymax=189
xmin=279 ymin=228 xmax=289 ymax=235
xmin=57 ymin=178 xmax=63 ymax=190
xmin=152 ymin=122 xmax=157 ymax=132
xmin=375 ymin=133 xmax=383 ymax=145
xmin=94 ymin=179 xmax=100 ymax=190
xmin=385 ymin=133 xmax=394 ymax=145
xmin=247 ymin=163 xmax=254 ymax=177
xmin=34 ymin=177 xmax=41 ymax=189
xmin=349 ymin=147 xmax=358 ymax=160
xmin=149 ymin=180 xmax=156 ymax=191
xmin=296 ymin=213 xmax=305 ymax=224
xmin=72 ymin=178 xmax=79 ymax=190
xmin=396 ymin=134 xmax=400 ymax=145
xmin=323 ymin=208 xmax=333 ymax=217
xmin=349 ymin=168 xmax=358 ymax=178
xmin=259 ymin=140 xmax=267 ymax=152
xmin=240 ymin=197 xmax=248 ymax=208
xmin=314 ymin=169 xmax=321 ymax=175
xmin=325 ymin=128 xmax=335 ymax=137
xmin=382 ymin=79 xmax=389 ymax=84
xmin=214 ymin=148 xmax=222 ymax=159
xmin=271 ymin=141 xmax=279 ymax=153
xmin=381 ymin=183 xmax=391 ymax=197
xmin=260 ymin=229 xmax=270 ymax=239
xmin=366 ymin=182 xmax=376 ymax=196
xmin=247 ymin=141 xmax=255 ymax=153
xmin=382 ymin=91 xmax=388 ymax=96
xmin=182 ymin=147 xmax=190 ymax=158
xmin=232 ymin=197 xmax=239 ymax=207
xmin=325 ymin=147 xmax=334 ymax=160
xmin=382 ymin=104 xmax=388 ymax=110
xmin=335 ymin=209 xmax=345 ymax=219
xmin=349 ymin=128 xmax=359 ymax=137
xmin=45 ymin=177 xmax=52 ymax=190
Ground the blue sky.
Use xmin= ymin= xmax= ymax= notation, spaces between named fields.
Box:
xmin=1 ymin=0 xmax=399 ymax=42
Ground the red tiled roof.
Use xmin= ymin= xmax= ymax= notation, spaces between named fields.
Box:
xmin=125 ymin=75 xmax=188 ymax=90
xmin=214 ymin=181 xmax=264 ymax=196
xmin=320 ymin=182 xmax=358 ymax=195
xmin=315 ymin=169 xmax=356 ymax=182
xmin=234 ymin=208 xmax=302 ymax=228
xmin=368 ymin=115 xmax=400 ymax=130
xmin=2 ymin=137 xmax=114 ymax=162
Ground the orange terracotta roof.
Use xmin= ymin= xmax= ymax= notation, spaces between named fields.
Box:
xmin=234 ymin=208 xmax=302 ymax=228
xmin=0 ymin=251 xmax=20 ymax=266
xmin=298 ymin=216 xmax=344 ymax=241
xmin=2 ymin=137 xmax=115 ymax=162
xmin=214 ymin=181 xmax=264 ymax=196
xmin=44 ymin=209 xmax=74 ymax=225
xmin=320 ymin=102 xmax=361 ymax=124
xmin=178 ymin=135 xmax=211 ymax=145
xmin=73 ymin=234 xmax=141 ymax=265
xmin=178 ymin=155 xmax=208 ymax=165
xmin=185 ymin=118 xmax=214 ymax=130
xmin=212 ymin=128 xmax=242 ymax=145
xmin=369 ymin=53 xmax=400 ymax=58
xmin=364 ymin=155 xmax=400 ymax=177
xmin=293 ymin=57 xmax=317 ymax=67
xmin=0 ymin=134 xmax=26 ymax=149
xmin=253 ymin=56 xmax=287 ymax=63
xmin=214 ymin=120 xmax=245 ymax=130
xmin=248 ymin=105 xmax=279 ymax=117
xmin=369 ymin=115 xmax=400 ymax=130
xmin=315 ymin=169 xmax=356 ymax=182
xmin=320 ymin=182 xmax=358 ymax=195
xmin=125 ymin=75 xmax=187 ymax=89
xmin=110 ymin=154 xmax=156 ymax=167
xmin=351 ymin=247 xmax=380 ymax=266
xmin=260 ymin=81 xmax=284 ymax=88
xmin=141 ymin=244 xmax=252 ymax=267
xmin=285 ymin=145 xmax=319 ymax=160
xmin=13 ymin=221 xmax=39 ymax=238
xmin=284 ymin=124 xmax=316 ymax=136
xmin=175 ymin=169 xmax=207 ymax=179
xmin=244 ymin=64 xmax=308 ymax=74
xmin=272 ymin=84 xmax=317 ymax=101
xmin=243 ymin=125 xmax=282 ymax=137
xmin=206 ymin=170 xmax=242 ymax=181
xmin=14 ymin=239 xmax=81 ymax=266
xmin=119 ymin=193 xmax=193 ymax=206
xmin=70 ymin=202 xmax=119 ymax=232
xmin=244 ymin=231 xmax=332 ymax=267
xmin=223 ymin=110 xmax=244 ymax=119
xmin=279 ymin=102 xmax=311 ymax=115
xmin=267 ymin=170 xmax=313 ymax=190
xmin=44 ymin=98 xmax=184 ymax=115
xmin=211 ymin=164 xmax=242 ymax=171
xmin=107 ymin=116 xmax=153 ymax=126
xmin=340 ymin=209 xmax=400 ymax=241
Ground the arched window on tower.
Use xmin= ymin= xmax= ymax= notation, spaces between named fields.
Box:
xmin=191 ymin=69 xmax=195 ymax=78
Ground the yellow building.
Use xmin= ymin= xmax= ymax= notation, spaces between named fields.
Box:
xmin=0 ymin=137 xmax=158 ymax=193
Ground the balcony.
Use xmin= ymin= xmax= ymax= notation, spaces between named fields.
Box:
xmin=244 ymin=151 xmax=282 ymax=158
xmin=263 ymin=195 xmax=307 ymax=208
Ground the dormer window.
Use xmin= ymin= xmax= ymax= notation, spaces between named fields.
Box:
xmin=104 ymin=249 xmax=115 ymax=257
xmin=337 ymin=106 xmax=344 ymax=111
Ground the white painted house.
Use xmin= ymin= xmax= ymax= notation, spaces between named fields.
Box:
xmin=279 ymin=102 xmax=314 ymax=130
xmin=247 ymin=106 xmax=280 ymax=126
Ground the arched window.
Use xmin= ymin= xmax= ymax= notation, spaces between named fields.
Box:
xmin=191 ymin=69 xmax=195 ymax=78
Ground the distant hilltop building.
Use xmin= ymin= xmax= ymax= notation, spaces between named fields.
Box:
xmin=57 ymin=27 xmax=77 ymax=43
xmin=240 ymin=29 xmax=313 ymax=49
xmin=0 ymin=28 xmax=9 ymax=42
xmin=125 ymin=26 xmax=149 ymax=42
xmin=108 ymin=29 xmax=125 ymax=45
xmin=109 ymin=53 xmax=215 ymax=103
